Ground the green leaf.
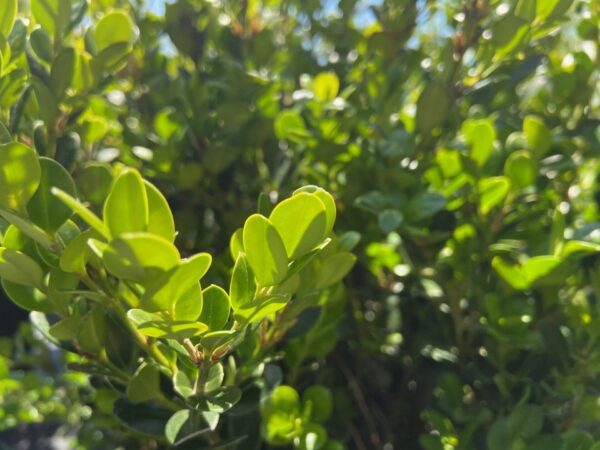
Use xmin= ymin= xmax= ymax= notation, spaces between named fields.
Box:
xmin=199 ymin=285 xmax=231 ymax=331
xmin=302 ymin=385 xmax=333 ymax=422
xmin=141 ymin=252 xmax=211 ymax=313
xmin=561 ymin=430 xmax=594 ymax=450
xmin=504 ymin=150 xmax=536 ymax=189
xmin=127 ymin=363 xmax=163 ymax=403
xmin=229 ymin=254 xmax=256 ymax=311
xmin=27 ymin=157 xmax=76 ymax=232
xmin=91 ymin=42 xmax=131 ymax=77
xmin=416 ymin=82 xmax=452 ymax=134
xmin=103 ymin=232 xmax=180 ymax=284
xmin=59 ymin=229 xmax=100 ymax=273
xmin=229 ymin=228 xmax=244 ymax=261
xmin=173 ymin=283 xmax=203 ymax=321
xmin=49 ymin=315 xmax=79 ymax=340
xmin=103 ymin=168 xmax=149 ymax=237
xmin=203 ymin=386 xmax=242 ymax=413
xmin=478 ymin=177 xmax=510 ymax=215
xmin=113 ymin=398 xmax=172 ymax=437
xmin=200 ymin=330 xmax=236 ymax=354
xmin=297 ymin=424 xmax=328 ymax=450
xmin=0 ymin=208 xmax=54 ymax=250
xmin=165 ymin=409 xmax=191 ymax=444
xmin=52 ymin=187 xmax=109 ymax=238
xmin=127 ymin=309 xmax=208 ymax=339
xmin=0 ymin=121 xmax=11 ymax=144
xmin=293 ymin=186 xmax=336 ymax=236
xmin=261 ymin=385 xmax=300 ymax=444
xmin=312 ymin=72 xmax=340 ymax=102
xmin=515 ymin=0 xmax=537 ymax=21
xmin=243 ymin=214 xmax=288 ymax=287
xmin=235 ymin=293 xmax=290 ymax=324
xmin=94 ymin=11 xmax=135 ymax=52
xmin=463 ymin=118 xmax=496 ymax=167
xmin=492 ymin=255 xmax=562 ymax=290
xmin=78 ymin=307 xmax=106 ymax=354
xmin=0 ymin=0 xmax=17 ymax=38
xmin=406 ymin=192 xmax=447 ymax=222
xmin=378 ymin=209 xmax=403 ymax=233
xmin=491 ymin=14 xmax=529 ymax=58
xmin=144 ymin=180 xmax=176 ymax=242
xmin=315 ymin=252 xmax=356 ymax=289
xmin=30 ymin=27 xmax=53 ymax=63
xmin=0 ymin=247 xmax=44 ymax=288
xmin=31 ymin=0 xmax=70 ymax=35
xmin=274 ymin=110 xmax=309 ymax=143
xmin=31 ymin=76 xmax=59 ymax=125
xmin=0 ymin=142 xmax=41 ymax=214
xmin=2 ymin=279 xmax=49 ymax=311
xmin=77 ymin=162 xmax=113 ymax=205
xmin=523 ymin=115 xmax=552 ymax=157
xmin=270 ymin=193 xmax=327 ymax=260
xmin=50 ymin=47 xmax=75 ymax=98
xmin=491 ymin=257 xmax=528 ymax=290
xmin=561 ymin=241 xmax=600 ymax=258
xmin=173 ymin=371 xmax=194 ymax=398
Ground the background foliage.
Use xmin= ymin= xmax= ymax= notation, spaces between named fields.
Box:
xmin=1 ymin=0 xmax=600 ymax=449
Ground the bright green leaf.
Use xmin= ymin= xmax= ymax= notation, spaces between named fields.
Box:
xmin=94 ymin=11 xmax=135 ymax=52
xmin=243 ymin=214 xmax=288 ymax=286
xmin=144 ymin=180 xmax=175 ymax=242
xmin=103 ymin=168 xmax=149 ymax=237
xmin=0 ymin=142 xmax=41 ymax=214
xmin=103 ymin=232 xmax=179 ymax=284
xmin=313 ymin=72 xmax=340 ymax=102
xmin=270 ymin=193 xmax=327 ymax=260
xmin=200 ymin=285 xmax=231 ymax=331
xmin=229 ymin=254 xmax=256 ymax=311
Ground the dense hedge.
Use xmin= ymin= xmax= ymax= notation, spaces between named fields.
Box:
xmin=1 ymin=0 xmax=600 ymax=449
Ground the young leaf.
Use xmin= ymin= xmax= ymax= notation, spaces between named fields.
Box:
xmin=144 ymin=180 xmax=176 ymax=242
xmin=94 ymin=11 xmax=136 ymax=52
xmin=27 ymin=157 xmax=76 ymax=232
xmin=312 ymin=72 xmax=340 ymax=102
xmin=478 ymin=177 xmax=510 ymax=215
xmin=235 ymin=294 xmax=290 ymax=324
xmin=173 ymin=283 xmax=203 ymax=322
xmin=199 ymin=285 xmax=231 ymax=331
xmin=127 ymin=309 xmax=208 ymax=339
xmin=0 ymin=142 xmax=41 ymax=214
xmin=102 ymin=232 xmax=180 ymax=284
xmin=165 ymin=410 xmax=191 ymax=444
xmin=302 ymin=386 xmax=333 ymax=422
xmin=293 ymin=186 xmax=336 ymax=236
xmin=229 ymin=254 xmax=256 ymax=311
xmin=269 ymin=193 xmax=328 ymax=260
xmin=103 ymin=168 xmax=149 ymax=236
xmin=141 ymin=252 xmax=211 ymax=312
xmin=229 ymin=228 xmax=244 ymax=261
xmin=0 ymin=0 xmax=17 ymax=38
xmin=243 ymin=214 xmax=288 ymax=286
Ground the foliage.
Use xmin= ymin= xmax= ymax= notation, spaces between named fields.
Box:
xmin=0 ymin=0 xmax=600 ymax=449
